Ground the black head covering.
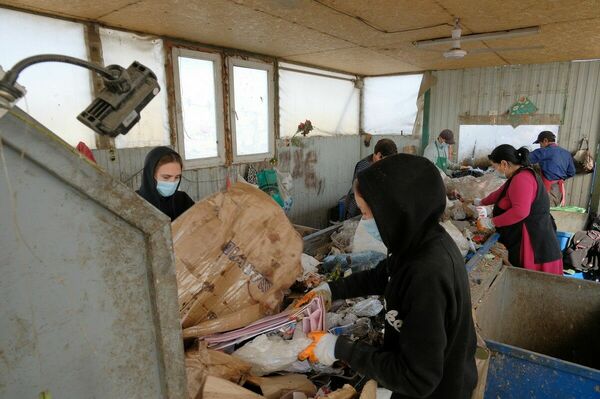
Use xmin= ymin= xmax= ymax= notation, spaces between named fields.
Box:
xmin=137 ymin=146 xmax=184 ymax=219
xmin=357 ymin=154 xmax=446 ymax=259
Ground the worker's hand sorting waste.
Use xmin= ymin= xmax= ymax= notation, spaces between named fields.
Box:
xmin=294 ymin=282 xmax=332 ymax=310
xmin=476 ymin=217 xmax=495 ymax=232
xmin=298 ymin=331 xmax=338 ymax=366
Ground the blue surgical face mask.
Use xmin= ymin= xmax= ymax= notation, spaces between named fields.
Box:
xmin=494 ymin=168 xmax=507 ymax=179
xmin=156 ymin=180 xmax=179 ymax=197
xmin=362 ymin=218 xmax=382 ymax=241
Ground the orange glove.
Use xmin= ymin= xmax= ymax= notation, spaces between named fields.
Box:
xmin=294 ymin=283 xmax=332 ymax=310
xmin=298 ymin=331 xmax=327 ymax=363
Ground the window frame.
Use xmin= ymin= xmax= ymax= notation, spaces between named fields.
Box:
xmin=172 ymin=47 xmax=226 ymax=169
xmin=228 ymin=57 xmax=275 ymax=164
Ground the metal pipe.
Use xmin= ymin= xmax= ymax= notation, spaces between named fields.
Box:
xmin=413 ymin=26 xmax=540 ymax=48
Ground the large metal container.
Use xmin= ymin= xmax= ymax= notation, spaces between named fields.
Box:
xmin=476 ymin=266 xmax=600 ymax=398
xmin=0 ymin=108 xmax=186 ymax=398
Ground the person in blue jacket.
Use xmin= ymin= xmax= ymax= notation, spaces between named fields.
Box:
xmin=529 ymin=131 xmax=575 ymax=206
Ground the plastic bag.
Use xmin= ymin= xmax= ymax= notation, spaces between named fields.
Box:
xmin=446 ymin=173 xmax=504 ymax=200
xmin=451 ymin=204 xmax=467 ymax=221
xmin=349 ymin=297 xmax=384 ymax=317
xmin=322 ymin=251 xmax=386 ymax=273
xmin=232 ymin=333 xmax=312 ymax=376
xmin=352 ymin=219 xmax=387 ymax=254
xmin=300 ymin=253 xmax=320 ymax=280
xmin=329 ymin=317 xmax=371 ymax=338
xmin=440 ymin=220 xmax=470 ymax=257
xmin=330 ymin=219 xmax=359 ymax=252
xmin=573 ymin=138 xmax=595 ymax=174
xmin=276 ymin=168 xmax=294 ymax=212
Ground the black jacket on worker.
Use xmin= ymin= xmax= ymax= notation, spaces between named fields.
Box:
xmin=328 ymin=154 xmax=477 ymax=399
xmin=137 ymin=146 xmax=194 ymax=221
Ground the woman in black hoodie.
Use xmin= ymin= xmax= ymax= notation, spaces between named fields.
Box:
xmin=137 ymin=146 xmax=194 ymax=221
xmin=299 ymin=154 xmax=477 ymax=399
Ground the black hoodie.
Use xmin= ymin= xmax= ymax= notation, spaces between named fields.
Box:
xmin=329 ymin=154 xmax=477 ymax=399
xmin=136 ymin=146 xmax=194 ymax=221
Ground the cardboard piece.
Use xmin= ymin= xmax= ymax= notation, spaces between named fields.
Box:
xmin=247 ymin=374 xmax=317 ymax=399
xmin=185 ymin=346 xmax=252 ymax=399
xmin=202 ymin=376 xmax=265 ymax=399
xmin=359 ymin=380 xmax=377 ymax=399
xmin=324 ymin=384 xmax=357 ymax=399
xmin=173 ymin=182 xmax=303 ymax=333
xmin=183 ymin=303 xmax=263 ymax=339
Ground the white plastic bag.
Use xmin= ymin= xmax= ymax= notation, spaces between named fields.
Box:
xmin=276 ymin=168 xmax=294 ymax=212
xmin=300 ymin=253 xmax=320 ymax=276
xmin=232 ymin=333 xmax=311 ymax=376
xmin=440 ymin=220 xmax=470 ymax=257
xmin=352 ymin=219 xmax=387 ymax=254
xmin=349 ymin=297 xmax=384 ymax=317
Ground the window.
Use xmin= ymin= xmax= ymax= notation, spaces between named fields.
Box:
xmin=0 ymin=8 xmax=96 ymax=148
xmin=363 ymin=74 xmax=423 ymax=135
xmin=278 ymin=63 xmax=359 ymax=137
xmin=172 ymin=49 xmax=225 ymax=168
xmin=458 ymin=125 xmax=560 ymax=162
xmin=229 ymin=58 xmax=274 ymax=162
xmin=101 ymin=28 xmax=170 ymax=149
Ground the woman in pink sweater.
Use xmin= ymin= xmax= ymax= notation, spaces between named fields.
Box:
xmin=474 ymin=145 xmax=563 ymax=275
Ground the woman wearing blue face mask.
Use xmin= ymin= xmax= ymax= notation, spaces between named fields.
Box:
xmin=352 ymin=180 xmax=387 ymax=254
xmin=137 ymin=146 xmax=194 ymax=221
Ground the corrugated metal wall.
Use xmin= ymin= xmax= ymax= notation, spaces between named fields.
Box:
xmin=430 ymin=61 xmax=600 ymax=209
xmin=277 ymin=136 xmax=360 ymax=227
xmin=93 ymin=136 xmax=366 ymax=228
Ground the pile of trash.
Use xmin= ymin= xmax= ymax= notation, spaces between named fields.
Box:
xmin=441 ymin=172 xmax=505 ymax=256
xmin=171 ymin=172 xmax=503 ymax=398
xmin=172 ymin=183 xmax=385 ymax=398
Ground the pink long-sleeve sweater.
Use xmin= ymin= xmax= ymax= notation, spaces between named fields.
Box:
xmin=481 ymin=171 xmax=563 ymax=275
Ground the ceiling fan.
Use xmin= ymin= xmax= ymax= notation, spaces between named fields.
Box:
xmin=413 ymin=18 xmax=543 ymax=59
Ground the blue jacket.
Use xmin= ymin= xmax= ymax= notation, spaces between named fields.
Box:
xmin=528 ymin=144 xmax=575 ymax=181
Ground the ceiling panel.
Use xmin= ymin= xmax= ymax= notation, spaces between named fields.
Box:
xmin=100 ymin=0 xmax=350 ymax=57
xmin=0 ymin=0 xmax=132 ymax=19
xmin=1 ymin=0 xmax=600 ymax=74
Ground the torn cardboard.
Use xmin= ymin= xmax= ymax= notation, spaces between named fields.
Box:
xmin=185 ymin=346 xmax=252 ymax=399
xmin=173 ymin=182 xmax=303 ymax=334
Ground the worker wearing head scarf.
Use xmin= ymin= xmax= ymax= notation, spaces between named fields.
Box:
xmin=137 ymin=146 xmax=194 ymax=221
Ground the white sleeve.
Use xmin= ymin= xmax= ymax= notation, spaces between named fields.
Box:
xmin=423 ymin=143 xmax=437 ymax=164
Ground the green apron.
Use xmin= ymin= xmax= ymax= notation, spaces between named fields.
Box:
xmin=435 ymin=143 xmax=448 ymax=172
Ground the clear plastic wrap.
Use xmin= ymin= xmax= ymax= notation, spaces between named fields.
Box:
xmin=330 ymin=219 xmax=359 ymax=252
xmin=349 ymin=297 xmax=384 ymax=317
xmin=446 ymin=173 xmax=505 ymax=200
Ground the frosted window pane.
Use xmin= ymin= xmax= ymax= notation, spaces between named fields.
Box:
xmin=233 ymin=66 xmax=269 ymax=156
xmin=279 ymin=69 xmax=359 ymax=137
xmin=364 ymin=74 xmax=423 ymax=135
xmin=0 ymin=9 xmax=96 ymax=148
xmin=178 ymin=57 xmax=219 ymax=159
xmin=100 ymin=28 xmax=170 ymax=148
xmin=458 ymin=125 xmax=560 ymax=162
